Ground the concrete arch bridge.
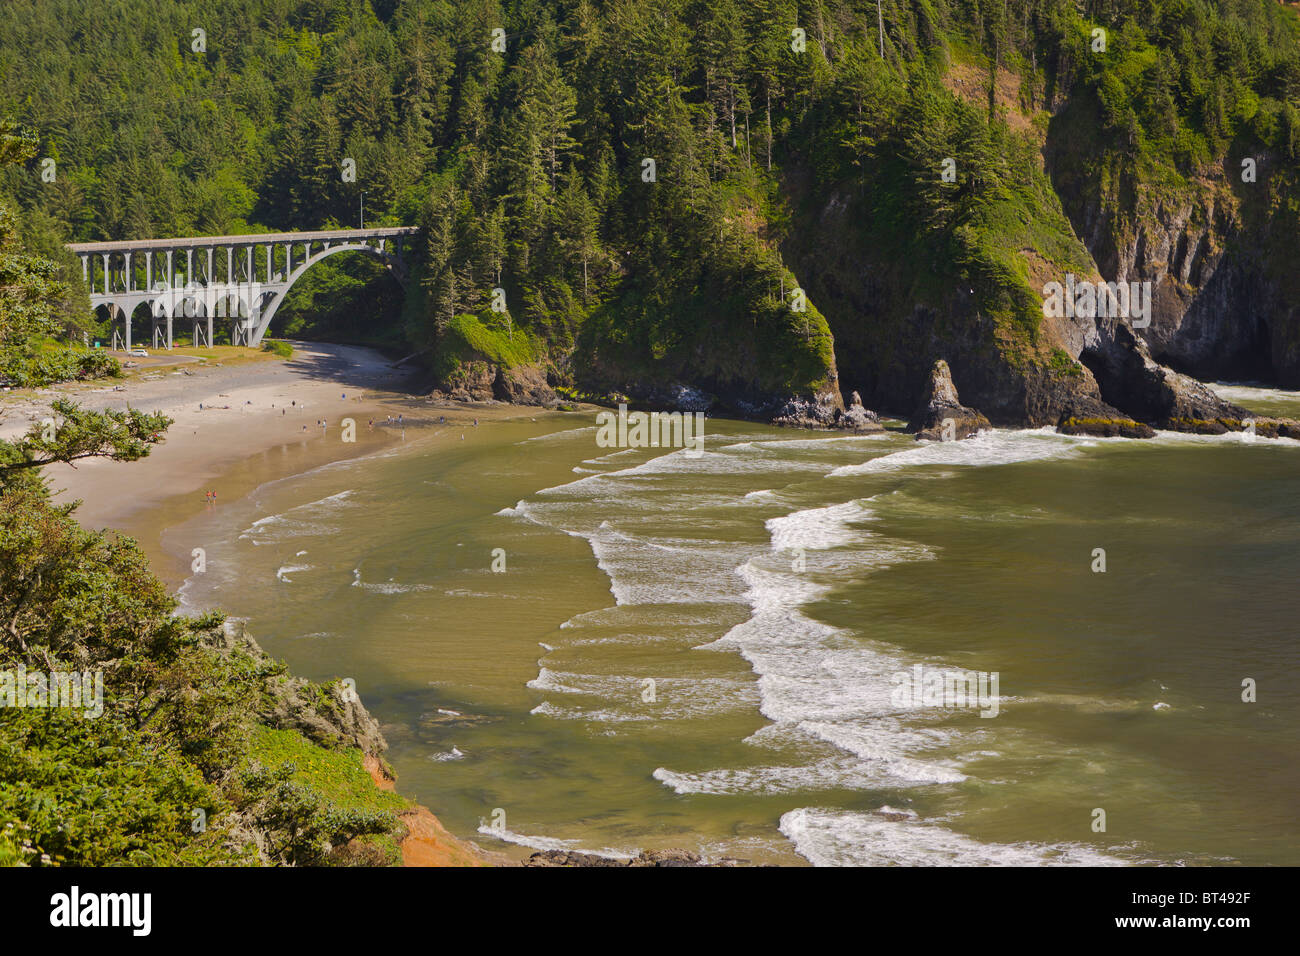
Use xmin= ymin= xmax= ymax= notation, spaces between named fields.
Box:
xmin=67 ymin=227 xmax=419 ymax=350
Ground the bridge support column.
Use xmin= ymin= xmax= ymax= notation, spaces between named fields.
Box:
xmin=145 ymin=251 xmax=152 ymax=292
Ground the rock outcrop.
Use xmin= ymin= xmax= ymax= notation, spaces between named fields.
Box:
xmin=1083 ymin=323 xmax=1252 ymax=431
xmin=771 ymin=388 xmax=885 ymax=432
xmin=432 ymin=361 xmax=559 ymax=406
xmin=524 ymin=848 xmax=733 ymax=867
xmin=907 ymin=360 xmax=991 ymax=441
xmin=434 ymin=360 xmax=497 ymax=403
xmin=1055 ymin=394 xmax=1156 ymax=439
xmin=493 ymin=365 xmax=557 ymax=406
xmin=203 ymin=620 xmax=387 ymax=756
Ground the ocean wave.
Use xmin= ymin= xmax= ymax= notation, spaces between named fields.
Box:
xmin=527 ymin=668 xmax=757 ymax=714
xmin=766 ymin=499 xmax=875 ymax=552
xmin=1150 ymin=428 xmax=1300 ymax=446
xmin=654 ymin=750 xmax=963 ymax=796
xmin=720 ymin=433 xmax=893 ymax=452
xmin=828 ymin=428 xmax=1082 ymax=477
xmin=238 ymin=489 xmax=357 ymax=542
xmin=474 ymin=821 xmax=632 ymax=859
xmin=275 ymin=563 xmax=313 ymax=583
xmin=513 ymin=425 xmax=597 ymax=445
xmin=1208 ymin=382 xmax=1300 ymax=405
xmin=779 ymin=807 xmax=1132 ymax=867
xmin=350 ymin=568 xmax=433 ymax=594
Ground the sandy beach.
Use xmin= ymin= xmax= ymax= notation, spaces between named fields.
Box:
xmin=0 ymin=341 xmax=543 ymax=584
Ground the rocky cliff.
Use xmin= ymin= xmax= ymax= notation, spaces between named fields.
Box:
xmin=1046 ymin=97 xmax=1300 ymax=386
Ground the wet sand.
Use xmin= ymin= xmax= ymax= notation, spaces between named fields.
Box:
xmin=2 ymin=341 xmax=543 ymax=584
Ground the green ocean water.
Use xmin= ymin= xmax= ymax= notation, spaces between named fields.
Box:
xmin=165 ymin=386 xmax=1300 ymax=866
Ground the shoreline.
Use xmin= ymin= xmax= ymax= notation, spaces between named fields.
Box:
xmin=7 ymin=341 xmax=568 ymax=866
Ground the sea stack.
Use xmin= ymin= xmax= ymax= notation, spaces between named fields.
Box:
xmin=907 ymin=359 xmax=991 ymax=441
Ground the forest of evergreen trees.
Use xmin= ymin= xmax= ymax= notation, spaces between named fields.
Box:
xmin=1 ymin=0 xmax=1298 ymax=402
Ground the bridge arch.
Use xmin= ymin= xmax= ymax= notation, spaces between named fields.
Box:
xmin=251 ymin=241 xmax=406 ymax=346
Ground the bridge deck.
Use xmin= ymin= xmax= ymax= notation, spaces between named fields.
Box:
xmin=67 ymin=226 xmax=420 ymax=254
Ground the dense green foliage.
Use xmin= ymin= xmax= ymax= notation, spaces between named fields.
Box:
xmin=0 ymin=333 xmax=406 ymax=868
xmin=0 ymin=417 xmax=411 ymax=866
xmin=0 ymin=0 xmax=1297 ymax=401
xmin=0 ymin=122 xmax=100 ymax=385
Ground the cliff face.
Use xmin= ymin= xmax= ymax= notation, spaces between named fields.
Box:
xmin=783 ymin=179 xmax=1115 ymax=429
xmin=774 ymin=36 xmax=1300 ymax=436
xmin=1046 ymin=98 xmax=1300 ymax=386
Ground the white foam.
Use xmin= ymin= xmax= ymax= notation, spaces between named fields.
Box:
xmin=474 ymin=822 xmax=632 ymax=859
xmin=766 ymin=499 xmax=874 ymax=552
xmin=654 ymin=750 xmax=962 ymax=795
xmin=239 ymin=489 xmax=357 ymax=542
xmin=1150 ymin=428 xmax=1300 ymax=446
xmin=828 ymin=428 xmax=1082 ymax=477
xmin=275 ymin=563 xmax=313 ymax=583
xmin=528 ymin=669 xmax=758 ymax=719
xmin=1209 ymin=382 xmax=1300 ymax=404
xmin=779 ymin=808 xmax=1131 ymax=867
xmin=513 ymin=425 xmax=597 ymax=445
xmin=721 ymin=433 xmax=892 ymax=452
xmin=350 ymin=568 xmax=433 ymax=594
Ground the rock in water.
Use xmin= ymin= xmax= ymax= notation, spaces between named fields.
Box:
xmin=1055 ymin=395 xmax=1156 ymax=439
xmin=837 ymin=401 xmax=883 ymax=432
xmin=770 ymin=391 xmax=842 ymax=428
xmin=1088 ymin=324 xmax=1253 ymax=431
xmin=907 ymin=359 xmax=991 ymax=441
xmin=524 ymin=848 xmax=729 ymax=867
xmin=771 ymin=388 xmax=885 ymax=432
